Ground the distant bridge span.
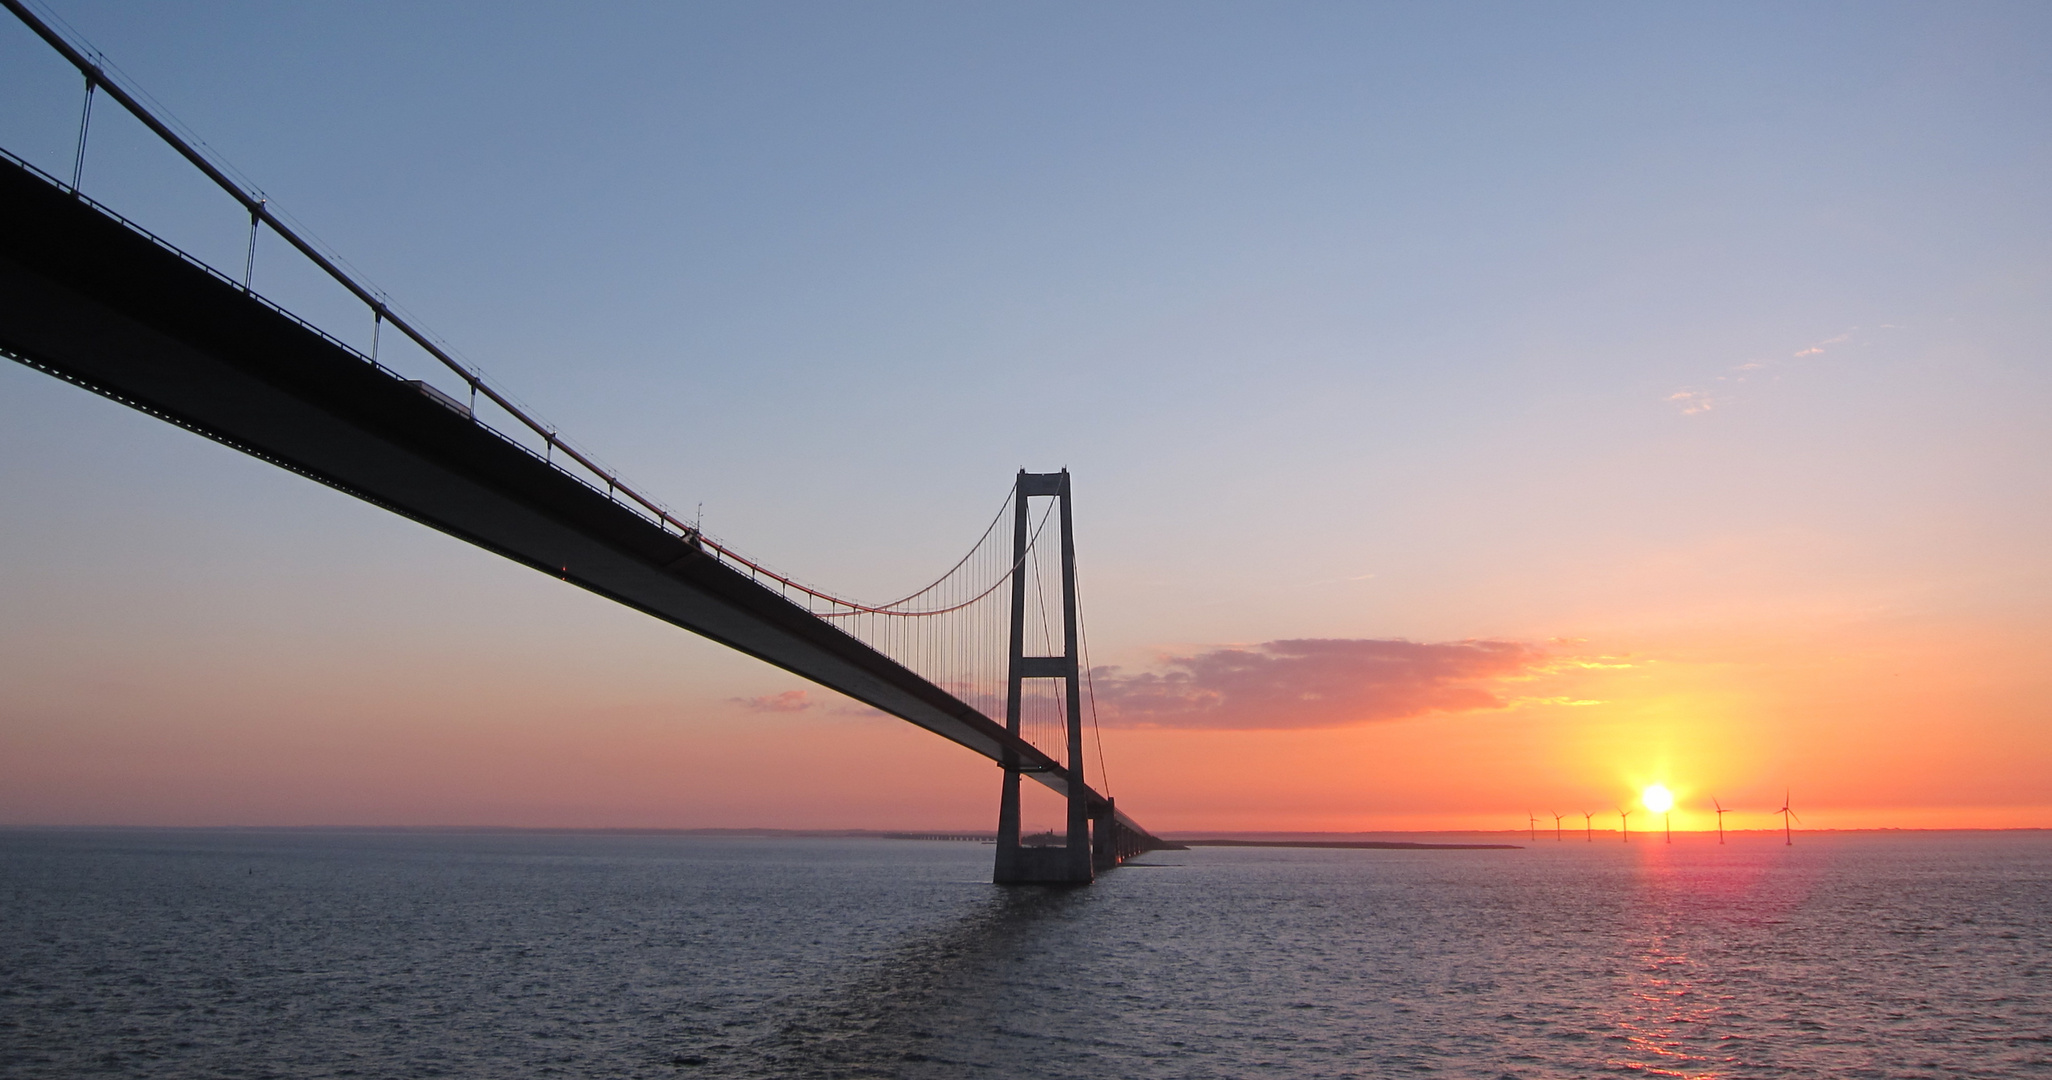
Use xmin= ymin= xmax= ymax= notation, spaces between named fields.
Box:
xmin=0 ymin=0 xmax=1169 ymax=876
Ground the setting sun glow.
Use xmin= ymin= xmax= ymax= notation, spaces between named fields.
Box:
xmin=1641 ymin=784 xmax=1675 ymax=815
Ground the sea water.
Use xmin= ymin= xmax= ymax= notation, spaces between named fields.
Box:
xmin=1 ymin=829 xmax=2046 ymax=1078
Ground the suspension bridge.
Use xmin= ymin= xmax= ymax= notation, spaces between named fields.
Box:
xmin=0 ymin=1 xmax=1166 ymax=882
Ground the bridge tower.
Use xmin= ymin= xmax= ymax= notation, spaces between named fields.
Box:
xmin=994 ymin=469 xmax=1095 ymax=884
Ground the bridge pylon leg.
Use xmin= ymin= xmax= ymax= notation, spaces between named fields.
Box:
xmin=994 ymin=746 xmax=1023 ymax=882
xmin=1093 ymin=797 xmax=1119 ymax=873
xmin=993 ymin=469 xmax=1094 ymax=885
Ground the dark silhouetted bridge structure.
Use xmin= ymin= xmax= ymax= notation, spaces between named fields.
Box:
xmin=0 ymin=1 xmax=1165 ymax=882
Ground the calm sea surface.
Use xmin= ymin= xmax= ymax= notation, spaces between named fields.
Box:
xmin=1 ymin=829 xmax=2047 ymax=1079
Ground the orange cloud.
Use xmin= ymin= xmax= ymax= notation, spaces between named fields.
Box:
xmin=1091 ymin=638 xmax=1550 ymax=730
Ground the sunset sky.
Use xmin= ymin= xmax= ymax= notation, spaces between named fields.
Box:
xmin=3 ymin=2 xmax=2049 ymax=833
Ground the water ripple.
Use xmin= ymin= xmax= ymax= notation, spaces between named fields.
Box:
xmin=1 ymin=830 xmax=2047 ymax=1078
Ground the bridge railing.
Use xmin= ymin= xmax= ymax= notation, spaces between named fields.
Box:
xmin=2 ymin=1 xmax=967 ymax=620
xmin=9 ymin=118 xmax=1077 ymax=758
xmin=3 ymin=3 xmax=1165 ymax=857
xmin=0 ymin=141 xmax=682 ymax=535
xmin=2 ymin=1 xmax=1084 ymax=734
xmin=3 ymin=8 xmax=692 ymax=514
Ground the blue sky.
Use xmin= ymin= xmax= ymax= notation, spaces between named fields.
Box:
xmin=3 ymin=2 xmax=2049 ymax=828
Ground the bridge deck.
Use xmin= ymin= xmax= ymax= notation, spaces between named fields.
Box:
xmin=0 ymin=155 xmax=1154 ymax=844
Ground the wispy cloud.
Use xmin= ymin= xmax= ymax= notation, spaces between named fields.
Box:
xmin=732 ymin=690 xmax=815 ymax=713
xmin=1535 ymin=656 xmax=1635 ymax=672
xmin=1667 ymin=327 xmax=1869 ymax=415
xmin=1089 ymin=638 xmax=1554 ymax=730
xmin=1667 ymin=389 xmax=1717 ymax=415
xmin=1793 ymin=332 xmax=1852 ymax=358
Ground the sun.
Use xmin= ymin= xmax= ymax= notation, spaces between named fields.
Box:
xmin=1641 ymin=784 xmax=1674 ymax=814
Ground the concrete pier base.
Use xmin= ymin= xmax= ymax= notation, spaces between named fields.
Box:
xmin=995 ymin=842 xmax=1093 ymax=885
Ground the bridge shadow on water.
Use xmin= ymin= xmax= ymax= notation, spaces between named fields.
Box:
xmin=703 ymin=885 xmax=1098 ymax=1079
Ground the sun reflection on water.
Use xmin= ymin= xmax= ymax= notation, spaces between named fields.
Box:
xmin=1607 ymin=929 xmax=1729 ymax=1078
xmin=1600 ymin=844 xmax=1747 ymax=1079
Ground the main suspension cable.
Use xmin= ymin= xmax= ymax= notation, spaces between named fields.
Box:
xmin=807 ymin=490 xmax=1055 ymax=619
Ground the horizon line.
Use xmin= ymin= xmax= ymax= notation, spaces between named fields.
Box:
xmin=2 ymin=824 xmax=2047 ymax=835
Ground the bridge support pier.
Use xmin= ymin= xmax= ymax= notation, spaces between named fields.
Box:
xmin=993 ymin=469 xmax=1094 ymax=885
xmin=1092 ymin=797 xmax=1118 ymax=873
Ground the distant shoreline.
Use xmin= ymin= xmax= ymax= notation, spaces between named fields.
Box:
xmin=1179 ymin=839 xmax=1522 ymax=850
xmin=0 ymin=825 xmax=2046 ymax=836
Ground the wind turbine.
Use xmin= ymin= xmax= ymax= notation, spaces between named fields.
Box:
xmin=1582 ymin=810 xmax=1594 ymax=842
xmin=1551 ymin=811 xmax=1565 ymax=841
xmin=1528 ymin=811 xmax=1538 ymax=842
xmin=1642 ymin=784 xmax=1674 ymax=843
xmin=1776 ymin=790 xmax=1800 ymax=846
xmin=1619 ymin=806 xmax=1633 ymax=843
xmin=1712 ymin=797 xmax=1728 ymax=844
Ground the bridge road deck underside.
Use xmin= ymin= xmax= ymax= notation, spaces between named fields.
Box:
xmin=0 ymin=157 xmax=1157 ymax=851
